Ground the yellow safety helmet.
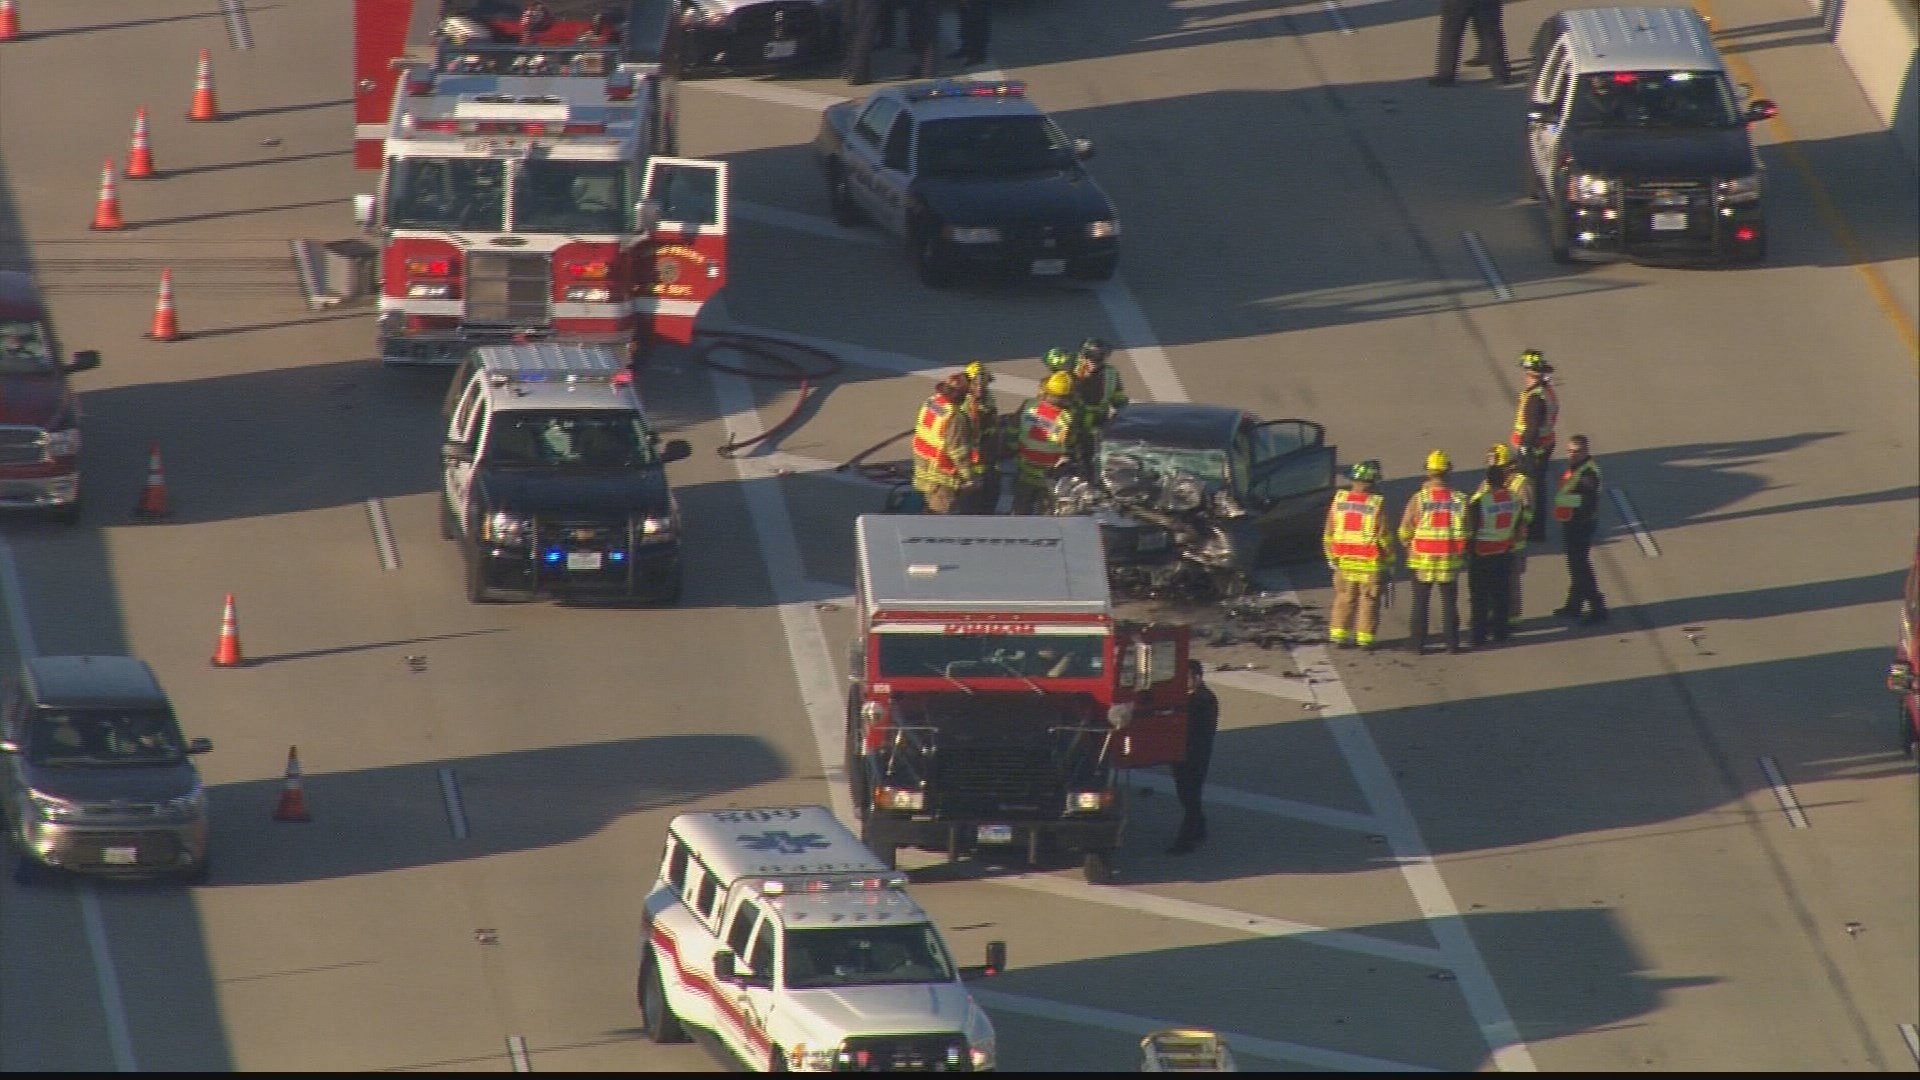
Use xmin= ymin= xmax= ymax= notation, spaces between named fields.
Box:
xmin=964 ymin=360 xmax=991 ymax=385
xmin=1043 ymin=372 xmax=1074 ymax=396
xmin=1425 ymin=449 xmax=1452 ymax=474
xmin=1487 ymin=444 xmax=1513 ymax=468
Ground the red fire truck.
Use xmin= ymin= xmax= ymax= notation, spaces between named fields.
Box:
xmin=353 ymin=1 xmax=728 ymax=364
xmin=1889 ymin=531 xmax=1920 ymax=760
xmin=848 ymin=514 xmax=1194 ymax=884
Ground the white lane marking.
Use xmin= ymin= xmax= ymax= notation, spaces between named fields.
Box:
xmin=1130 ymin=771 xmax=1379 ymax=835
xmin=1606 ymin=487 xmax=1660 ymax=558
xmin=799 ymin=582 xmax=856 ymax=609
xmin=1000 ymin=873 xmax=1446 ymax=968
xmin=1757 ymin=756 xmax=1810 ymax=830
xmin=365 ymin=498 xmax=401 ymax=572
xmin=1094 ymin=279 xmax=1190 ymax=406
xmin=1 ymin=537 xmax=139 ymax=1072
xmin=506 ymin=1033 xmax=532 ymax=1071
xmin=736 ymin=200 xmax=888 ymax=248
xmin=1321 ymin=0 xmax=1356 ymax=35
xmin=437 ymin=767 xmax=470 ymax=840
xmin=1897 ymin=1023 xmax=1919 ymax=1065
xmin=971 ymin=989 xmax=1436 ymax=1073
xmin=1461 ymin=232 xmax=1513 ymax=302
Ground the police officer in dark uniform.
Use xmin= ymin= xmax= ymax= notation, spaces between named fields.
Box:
xmin=953 ymin=0 xmax=991 ymax=66
xmin=902 ymin=0 xmax=938 ymax=78
xmin=1167 ymin=661 xmax=1219 ymax=856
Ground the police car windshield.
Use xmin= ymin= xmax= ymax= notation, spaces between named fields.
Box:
xmin=1571 ymin=72 xmax=1741 ymax=129
xmin=0 ymin=320 xmax=56 ymax=374
xmin=917 ymin=116 xmax=1074 ymax=178
xmin=513 ymin=159 xmax=632 ymax=234
xmin=30 ymin=708 xmax=186 ymax=767
xmin=783 ymin=923 xmax=956 ymax=989
xmin=485 ymin=410 xmax=658 ymax=468
xmin=388 ymin=157 xmax=506 ymax=230
xmin=876 ymin=632 xmax=1106 ymax=680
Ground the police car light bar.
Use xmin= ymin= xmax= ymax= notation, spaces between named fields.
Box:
xmin=906 ymin=80 xmax=1026 ymax=102
xmin=486 ymin=369 xmax=633 ymax=388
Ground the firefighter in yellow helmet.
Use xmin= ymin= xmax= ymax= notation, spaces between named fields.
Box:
xmin=1467 ymin=444 xmax=1523 ymax=646
xmin=1324 ymin=459 xmax=1396 ymax=650
xmin=1398 ymin=450 xmax=1470 ymax=654
xmin=1495 ymin=441 xmax=1536 ymax=621
xmin=911 ymin=373 xmax=984 ymax=514
xmin=953 ymin=361 xmax=1004 ymax=513
xmin=1011 ymin=372 xmax=1077 ymax=515
xmin=1511 ymin=350 xmax=1557 ymax=542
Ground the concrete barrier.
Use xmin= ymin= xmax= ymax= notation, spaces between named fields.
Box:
xmin=1812 ymin=0 xmax=1920 ymax=168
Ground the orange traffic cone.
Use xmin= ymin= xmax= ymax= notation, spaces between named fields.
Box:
xmin=132 ymin=443 xmax=173 ymax=518
xmin=89 ymin=159 xmax=124 ymax=231
xmin=146 ymin=269 xmax=182 ymax=341
xmin=273 ymin=746 xmax=312 ymax=822
xmin=187 ymin=48 xmax=220 ymax=121
xmin=0 ymin=1 xmax=20 ymax=43
xmin=210 ymin=593 xmax=247 ymax=668
xmin=126 ymin=106 xmax=156 ymax=179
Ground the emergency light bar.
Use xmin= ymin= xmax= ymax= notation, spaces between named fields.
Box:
xmin=906 ymin=80 xmax=1026 ymax=102
xmin=757 ymin=874 xmax=910 ymax=896
xmin=486 ymin=369 xmax=632 ymax=388
xmin=455 ymin=95 xmax=571 ymax=121
xmin=408 ymin=118 xmax=606 ymax=136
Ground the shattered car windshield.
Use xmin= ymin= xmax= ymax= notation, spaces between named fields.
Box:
xmin=1099 ymin=443 xmax=1230 ymax=488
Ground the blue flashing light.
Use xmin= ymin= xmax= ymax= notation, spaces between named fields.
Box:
xmin=906 ymin=79 xmax=1025 ymax=102
xmin=543 ymin=549 xmax=565 ymax=564
xmin=608 ymin=550 xmax=627 ymax=563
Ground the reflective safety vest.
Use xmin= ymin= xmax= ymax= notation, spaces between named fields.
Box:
xmin=1505 ymin=471 xmax=1535 ymax=551
xmin=1325 ymin=490 xmax=1388 ymax=576
xmin=912 ymin=395 xmax=961 ymax=490
xmin=1016 ymin=399 xmax=1073 ymax=484
xmin=1472 ymin=486 xmax=1519 ymax=555
xmin=1403 ymin=485 xmax=1468 ymax=578
xmin=1075 ymin=366 xmax=1128 ymax=428
xmin=1510 ymin=382 xmax=1559 ymax=451
xmin=1554 ymin=459 xmax=1601 ymax=521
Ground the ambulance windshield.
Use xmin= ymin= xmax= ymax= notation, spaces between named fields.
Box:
xmin=783 ymin=923 xmax=955 ymax=989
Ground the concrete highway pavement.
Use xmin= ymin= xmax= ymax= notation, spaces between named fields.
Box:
xmin=2 ymin=0 xmax=1915 ymax=1072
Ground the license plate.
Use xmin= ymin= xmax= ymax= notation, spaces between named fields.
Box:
xmin=102 ymin=846 xmax=137 ymax=865
xmin=1031 ymin=258 xmax=1066 ymax=276
xmin=763 ymin=39 xmax=798 ymax=59
xmin=566 ymin=551 xmax=604 ymax=571
xmin=976 ymin=824 xmax=1014 ymax=844
xmin=1652 ymin=211 xmax=1687 ymax=231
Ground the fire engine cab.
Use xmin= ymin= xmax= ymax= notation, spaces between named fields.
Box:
xmin=848 ymin=515 xmax=1193 ymax=884
xmin=353 ymin=1 xmax=728 ymax=364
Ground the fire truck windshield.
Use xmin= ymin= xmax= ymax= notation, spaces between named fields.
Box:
xmin=388 ymin=157 xmax=505 ymax=231
xmin=513 ymin=159 xmax=632 ymax=234
xmin=876 ymin=632 xmax=1106 ymax=680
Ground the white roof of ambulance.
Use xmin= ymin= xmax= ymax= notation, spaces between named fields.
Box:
xmin=669 ymin=806 xmax=892 ymax=883
xmin=855 ymin=514 xmax=1111 ymax=616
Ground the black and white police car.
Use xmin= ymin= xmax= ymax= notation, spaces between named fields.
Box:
xmin=814 ymin=79 xmax=1120 ymax=287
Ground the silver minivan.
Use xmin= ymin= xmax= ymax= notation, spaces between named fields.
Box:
xmin=1 ymin=656 xmax=212 ymax=884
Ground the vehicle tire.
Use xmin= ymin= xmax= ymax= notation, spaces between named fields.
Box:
xmin=827 ymin=161 xmax=863 ymax=227
xmin=1548 ymin=200 xmax=1575 ymax=265
xmin=439 ymin=498 xmax=459 ymax=541
xmin=49 ymin=497 xmax=81 ymax=526
xmin=913 ymin=226 xmax=955 ymax=288
xmin=859 ymin=815 xmax=897 ymax=870
xmin=1082 ymin=848 xmax=1114 ymax=885
xmin=639 ymin=955 xmax=689 ymax=1043
xmin=11 ymin=844 xmax=44 ymax=887
xmin=465 ymin=551 xmax=500 ymax=605
xmin=845 ymin=699 xmax=871 ymax=818
xmin=184 ymin=855 xmax=212 ymax=886
xmin=649 ymin=569 xmax=685 ymax=608
xmin=770 ymin=1044 xmax=790 ymax=1072
xmin=1900 ymin=703 xmax=1916 ymax=759
xmin=1067 ymin=257 xmax=1117 ymax=283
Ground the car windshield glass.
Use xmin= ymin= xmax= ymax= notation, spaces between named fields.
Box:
xmin=1099 ymin=442 xmax=1230 ymax=488
xmin=875 ymin=632 xmax=1107 ymax=680
xmin=30 ymin=708 xmax=185 ymax=767
xmin=917 ymin=116 xmax=1073 ymax=178
xmin=1570 ymin=71 xmax=1739 ymax=128
xmin=783 ymin=923 xmax=956 ymax=989
xmin=387 ymin=156 xmax=507 ymax=230
xmin=513 ymin=159 xmax=632 ymax=234
xmin=485 ymin=409 xmax=657 ymax=468
xmin=0 ymin=320 xmax=56 ymax=374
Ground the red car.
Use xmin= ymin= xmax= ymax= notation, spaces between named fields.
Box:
xmin=0 ymin=271 xmax=99 ymax=525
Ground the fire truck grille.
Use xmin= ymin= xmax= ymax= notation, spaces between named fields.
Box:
xmin=0 ymin=427 xmax=45 ymax=466
xmin=933 ymin=743 xmax=1062 ymax=816
xmin=834 ymin=1033 xmax=971 ymax=1072
xmin=465 ymin=252 xmax=551 ymax=328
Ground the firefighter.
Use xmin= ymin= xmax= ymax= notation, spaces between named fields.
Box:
xmin=1467 ymin=444 xmax=1522 ymax=646
xmin=1499 ymin=443 xmax=1535 ymax=621
xmin=1011 ymin=372 xmax=1077 ymax=515
xmin=1398 ymin=450 xmax=1469 ymax=655
xmin=1041 ymin=346 xmax=1075 ymax=377
xmin=1070 ymin=337 xmax=1129 ymax=431
xmin=1323 ymin=459 xmax=1395 ymax=651
xmin=1554 ymin=434 xmax=1608 ymax=623
xmin=954 ymin=361 xmax=1003 ymax=514
xmin=1511 ymin=350 xmax=1558 ymax=541
xmin=911 ymin=374 xmax=983 ymax=514
xmin=1167 ymin=660 xmax=1219 ymax=856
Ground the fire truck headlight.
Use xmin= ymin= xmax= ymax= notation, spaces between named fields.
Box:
xmin=482 ymin=511 xmax=531 ymax=546
xmin=564 ymin=286 xmax=613 ymax=303
xmin=407 ymin=283 xmax=452 ymax=299
xmin=43 ymin=427 xmax=81 ymax=459
xmin=1085 ymin=220 xmax=1120 ymax=239
xmin=1568 ymin=173 xmax=1613 ymax=205
xmin=1067 ymin=791 xmax=1109 ymax=813
xmin=1107 ymin=702 xmax=1134 ymax=729
xmin=859 ymin=700 xmax=887 ymax=725
xmin=638 ymin=515 xmax=676 ymax=543
xmin=944 ymin=226 xmax=1002 ymax=244
xmin=876 ymin=786 xmax=925 ymax=812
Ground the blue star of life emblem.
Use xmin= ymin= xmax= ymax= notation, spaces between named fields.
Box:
xmin=739 ymin=830 xmax=830 ymax=855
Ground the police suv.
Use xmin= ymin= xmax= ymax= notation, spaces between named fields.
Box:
xmin=637 ymin=806 xmax=999 ymax=1071
xmin=440 ymin=342 xmax=690 ymax=604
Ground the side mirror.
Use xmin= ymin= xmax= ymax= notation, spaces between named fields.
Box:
xmin=713 ymin=950 xmax=738 ymax=984
xmin=1071 ymin=137 xmax=1095 ymax=161
xmin=443 ymin=440 xmax=475 ymax=464
xmin=188 ymin=737 xmax=214 ymax=754
xmin=353 ymin=192 xmax=376 ymax=230
xmin=65 ymin=349 xmax=102 ymax=374
xmin=636 ymin=199 xmax=662 ymax=234
xmin=1745 ymin=100 xmax=1779 ymax=123
xmin=0 ymin=740 xmax=18 ymax=755
xmin=660 ymin=438 xmax=692 ymax=464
